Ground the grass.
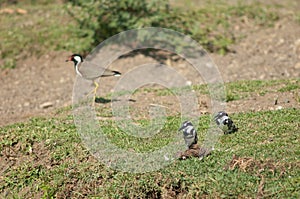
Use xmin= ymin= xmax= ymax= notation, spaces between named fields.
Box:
xmin=225 ymin=78 xmax=300 ymax=101
xmin=0 ymin=78 xmax=299 ymax=198
xmin=107 ymin=78 xmax=300 ymax=103
xmin=0 ymin=3 xmax=88 ymax=68
xmin=167 ymin=1 xmax=280 ymax=54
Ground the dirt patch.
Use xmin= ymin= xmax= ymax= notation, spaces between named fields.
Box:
xmin=224 ymin=154 xmax=299 ymax=199
xmin=0 ymin=17 xmax=300 ymax=126
xmin=227 ymin=91 xmax=300 ymax=113
xmin=95 ymin=89 xmax=299 ymax=122
xmin=224 ymin=154 xmax=291 ymax=174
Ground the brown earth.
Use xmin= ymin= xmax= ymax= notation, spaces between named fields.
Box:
xmin=0 ymin=14 xmax=300 ymax=127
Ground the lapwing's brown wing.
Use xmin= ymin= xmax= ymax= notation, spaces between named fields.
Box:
xmin=101 ymin=69 xmax=121 ymax=77
xmin=78 ymin=61 xmax=121 ymax=80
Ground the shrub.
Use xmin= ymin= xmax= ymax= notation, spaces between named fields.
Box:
xmin=66 ymin=0 xmax=172 ymax=52
xmin=66 ymin=0 xmax=236 ymax=54
xmin=67 ymin=1 xmax=278 ymax=55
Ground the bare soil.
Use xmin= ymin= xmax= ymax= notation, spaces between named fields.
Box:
xmin=0 ymin=17 xmax=300 ymax=127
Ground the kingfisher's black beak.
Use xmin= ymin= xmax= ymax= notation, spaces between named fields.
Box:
xmin=178 ymin=125 xmax=185 ymax=131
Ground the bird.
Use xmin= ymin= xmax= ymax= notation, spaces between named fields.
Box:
xmin=178 ymin=121 xmax=198 ymax=149
xmin=214 ymin=111 xmax=238 ymax=134
xmin=66 ymin=54 xmax=121 ymax=98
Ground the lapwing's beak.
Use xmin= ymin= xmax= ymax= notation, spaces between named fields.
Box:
xmin=65 ymin=56 xmax=72 ymax=62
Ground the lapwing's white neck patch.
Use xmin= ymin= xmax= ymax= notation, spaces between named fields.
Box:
xmin=73 ymin=55 xmax=82 ymax=63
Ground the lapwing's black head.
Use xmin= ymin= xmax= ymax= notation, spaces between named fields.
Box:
xmin=66 ymin=54 xmax=83 ymax=65
xmin=179 ymin=121 xmax=193 ymax=131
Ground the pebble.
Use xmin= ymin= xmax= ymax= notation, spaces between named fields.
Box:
xmin=166 ymin=59 xmax=172 ymax=66
xmin=294 ymin=62 xmax=300 ymax=69
xmin=40 ymin=102 xmax=53 ymax=109
xmin=276 ymin=106 xmax=283 ymax=110
xmin=24 ymin=102 xmax=30 ymax=107
xmin=186 ymin=81 xmax=192 ymax=86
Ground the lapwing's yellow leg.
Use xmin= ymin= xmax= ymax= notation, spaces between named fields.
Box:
xmin=85 ymin=80 xmax=99 ymax=103
xmin=93 ymin=81 xmax=99 ymax=102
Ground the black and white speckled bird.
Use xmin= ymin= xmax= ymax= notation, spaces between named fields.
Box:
xmin=178 ymin=121 xmax=198 ymax=149
xmin=214 ymin=111 xmax=238 ymax=134
xmin=66 ymin=54 xmax=121 ymax=96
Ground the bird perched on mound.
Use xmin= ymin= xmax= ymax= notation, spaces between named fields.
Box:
xmin=177 ymin=121 xmax=211 ymax=160
xmin=214 ymin=111 xmax=238 ymax=134
xmin=66 ymin=54 xmax=121 ymax=98
xmin=178 ymin=121 xmax=198 ymax=149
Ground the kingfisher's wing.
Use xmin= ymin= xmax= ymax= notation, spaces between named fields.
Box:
xmin=183 ymin=127 xmax=198 ymax=148
xmin=225 ymin=119 xmax=238 ymax=134
xmin=214 ymin=111 xmax=238 ymax=134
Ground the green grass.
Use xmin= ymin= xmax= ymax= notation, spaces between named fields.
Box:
xmin=168 ymin=2 xmax=280 ymax=54
xmin=0 ymin=3 xmax=88 ymax=68
xmin=225 ymin=78 xmax=300 ymax=101
xmin=107 ymin=78 xmax=300 ymax=103
xmin=1 ymin=102 xmax=299 ymax=198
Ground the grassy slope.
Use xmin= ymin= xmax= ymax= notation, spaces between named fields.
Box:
xmin=1 ymin=1 xmax=299 ymax=198
xmin=0 ymin=79 xmax=299 ymax=198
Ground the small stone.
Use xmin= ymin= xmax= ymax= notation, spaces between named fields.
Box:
xmin=276 ymin=106 xmax=283 ymax=110
xmin=294 ymin=62 xmax=300 ymax=69
xmin=16 ymin=8 xmax=27 ymax=15
xmin=166 ymin=59 xmax=172 ymax=66
xmin=277 ymin=38 xmax=285 ymax=46
xmin=186 ymin=81 xmax=192 ymax=86
xmin=0 ymin=8 xmax=14 ymax=14
xmin=40 ymin=102 xmax=53 ymax=109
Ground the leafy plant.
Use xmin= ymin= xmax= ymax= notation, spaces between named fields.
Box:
xmin=1 ymin=58 xmax=16 ymax=69
xmin=66 ymin=0 xmax=170 ymax=53
xmin=66 ymin=0 xmax=236 ymax=54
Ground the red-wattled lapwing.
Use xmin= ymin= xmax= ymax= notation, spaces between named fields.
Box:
xmin=66 ymin=54 xmax=121 ymax=99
